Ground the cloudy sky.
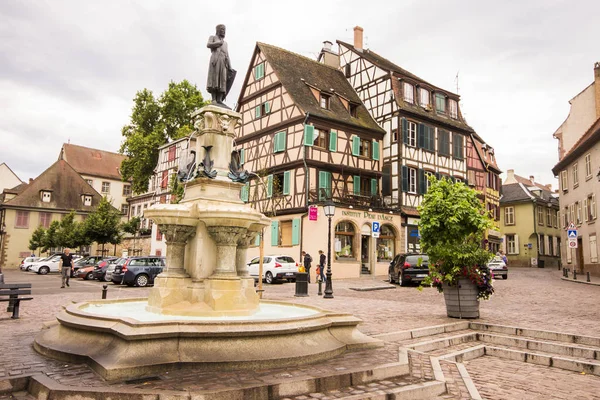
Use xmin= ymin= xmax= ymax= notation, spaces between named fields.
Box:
xmin=1 ymin=0 xmax=598 ymax=188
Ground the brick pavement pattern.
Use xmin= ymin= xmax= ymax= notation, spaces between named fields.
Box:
xmin=1 ymin=267 xmax=599 ymax=399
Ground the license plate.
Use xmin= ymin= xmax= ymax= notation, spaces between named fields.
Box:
xmin=416 ymin=274 xmax=427 ymax=278
xmin=285 ymin=273 xmax=294 ymax=276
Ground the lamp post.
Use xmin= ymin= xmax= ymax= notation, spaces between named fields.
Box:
xmin=323 ymin=201 xmax=335 ymax=299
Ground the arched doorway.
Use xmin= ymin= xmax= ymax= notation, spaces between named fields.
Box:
xmin=377 ymin=224 xmax=396 ymax=262
xmin=360 ymin=223 xmax=371 ymax=274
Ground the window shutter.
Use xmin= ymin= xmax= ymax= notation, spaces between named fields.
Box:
xmin=254 ymin=233 xmax=261 ymax=246
xmin=584 ymin=199 xmax=588 ymax=222
xmin=264 ymin=101 xmax=270 ymax=114
xmin=514 ymin=235 xmax=520 ymax=255
xmin=319 ymin=171 xmax=329 ymax=200
xmin=418 ymin=169 xmax=426 ymax=195
xmin=329 ymin=131 xmax=337 ymax=152
xmin=270 ymin=220 xmax=279 ymax=246
xmin=273 ymin=132 xmax=279 ymax=152
xmin=402 ymin=118 xmax=408 ymax=144
xmin=241 ymin=183 xmax=249 ymax=202
xmin=304 ymin=125 xmax=314 ymax=146
xmin=279 ymin=131 xmax=286 ymax=151
xmin=283 ymin=171 xmax=291 ymax=195
xmin=267 ymin=174 xmax=273 ymax=198
xmin=255 ymin=106 xmax=261 ymax=119
xmin=352 ymin=136 xmax=360 ymax=156
xmin=593 ymin=194 xmax=597 ymax=219
xmin=239 ymin=149 xmax=245 ymax=165
xmin=353 ymin=176 xmax=360 ymax=195
xmin=292 ymin=218 xmax=301 ymax=246
xmin=417 ymin=124 xmax=424 ymax=148
xmin=372 ymin=140 xmax=380 ymax=160
xmin=370 ymin=178 xmax=377 ymax=196
xmin=401 ymin=165 xmax=408 ymax=192
xmin=464 ymin=177 xmax=469 ymax=186
xmin=435 ymin=172 xmax=441 ymax=180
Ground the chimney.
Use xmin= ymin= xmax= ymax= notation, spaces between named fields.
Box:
xmin=319 ymin=40 xmax=339 ymax=68
xmin=353 ymin=26 xmax=364 ymax=51
xmin=529 ymin=175 xmax=535 ymax=184
xmin=29 ymin=178 xmax=33 ymax=184
xmin=595 ymin=62 xmax=600 ymax=118
xmin=504 ymin=169 xmax=516 ymax=184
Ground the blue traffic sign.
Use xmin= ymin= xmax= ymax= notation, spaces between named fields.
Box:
xmin=567 ymin=229 xmax=578 ymax=239
xmin=372 ymin=221 xmax=380 ymax=233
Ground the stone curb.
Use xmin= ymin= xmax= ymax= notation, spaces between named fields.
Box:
xmin=560 ymin=277 xmax=600 ymax=286
xmin=404 ymin=332 xmax=477 ymax=353
xmin=436 ymin=345 xmax=486 ymax=363
xmin=455 ymin=362 xmax=482 ymax=400
xmin=373 ymin=322 xmax=469 ymax=342
xmin=469 ymin=322 xmax=600 ymax=347
xmin=348 ymin=285 xmax=396 ymax=292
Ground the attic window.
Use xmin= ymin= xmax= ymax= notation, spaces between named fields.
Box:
xmin=82 ymin=195 xmax=92 ymax=206
xmin=320 ymin=93 xmax=330 ymax=109
xmin=344 ymin=63 xmax=351 ymax=78
xmin=349 ymin=103 xmax=358 ymax=117
xmin=41 ymin=191 xmax=51 ymax=203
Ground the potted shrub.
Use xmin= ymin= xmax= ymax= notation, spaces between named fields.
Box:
xmin=419 ymin=177 xmax=494 ymax=318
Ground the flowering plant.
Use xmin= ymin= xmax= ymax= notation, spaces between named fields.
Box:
xmin=418 ymin=177 xmax=495 ymax=300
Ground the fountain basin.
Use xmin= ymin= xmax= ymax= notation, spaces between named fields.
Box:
xmin=34 ymin=298 xmax=382 ymax=381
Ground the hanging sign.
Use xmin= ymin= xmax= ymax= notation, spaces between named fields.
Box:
xmin=309 ymin=206 xmax=318 ymax=221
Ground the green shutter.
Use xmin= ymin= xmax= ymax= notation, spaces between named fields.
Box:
xmin=280 ymin=131 xmax=286 ymax=151
xmin=255 ymin=63 xmax=264 ymax=80
xmin=352 ymin=136 xmax=360 ymax=156
xmin=267 ymin=174 xmax=273 ymax=198
xmin=418 ymin=169 xmax=426 ymax=195
xmin=241 ymin=183 xmax=249 ymax=202
xmin=239 ymin=148 xmax=245 ymax=165
xmin=401 ymin=166 xmax=408 ymax=192
xmin=292 ymin=218 xmax=301 ymax=246
xmin=417 ymin=124 xmax=424 ymax=148
xmin=319 ymin=171 xmax=330 ymax=200
xmin=270 ymin=220 xmax=279 ymax=246
xmin=255 ymin=105 xmax=261 ymax=119
xmin=353 ymin=176 xmax=360 ymax=195
xmin=283 ymin=171 xmax=291 ymax=195
xmin=372 ymin=140 xmax=380 ymax=160
xmin=254 ymin=233 xmax=261 ymax=246
xmin=264 ymin=101 xmax=270 ymax=114
xmin=329 ymin=131 xmax=337 ymax=152
xmin=304 ymin=125 xmax=314 ymax=146
xmin=402 ymin=118 xmax=408 ymax=144
xmin=370 ymin=178 xmax=377 ymax=196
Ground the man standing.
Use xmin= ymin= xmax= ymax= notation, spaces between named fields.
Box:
xmin=318 ymin=250 xmax=326 ymax=283
xmin=302 ymin=251 xmax=312 ymax=283
xmin=60 ymin=248 xmax=73 ymax=288
xmin=206 ymin=24 xmax=235 ymax=107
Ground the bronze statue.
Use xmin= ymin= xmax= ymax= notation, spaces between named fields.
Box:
xmin=207 ymin=24 xmax=236 ymax=108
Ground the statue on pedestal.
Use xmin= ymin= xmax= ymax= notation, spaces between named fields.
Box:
xmin=207 ymin=24 xmax=236 ymax=108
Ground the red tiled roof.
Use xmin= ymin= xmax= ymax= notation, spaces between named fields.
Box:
xmin=552 ymin=117 xmax=600 ymax=174
xmin=60 ymin=143 xmax=128 ymax=181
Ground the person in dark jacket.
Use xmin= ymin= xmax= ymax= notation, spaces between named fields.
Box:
xmin=302 ymin=251 xmax=312 ymax=283
xmin=318 ymin=250 xmax=326 ymax=283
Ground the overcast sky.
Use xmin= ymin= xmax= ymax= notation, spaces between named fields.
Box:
xmin=1 ymin=0 xmax=599 ymax=189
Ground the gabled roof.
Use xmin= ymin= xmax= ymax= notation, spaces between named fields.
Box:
xmin=471 ymin=135 xmax=502 ymax=173
xmin=3 ymin=160 xmax=104 ymax=212
xmin=59 ymin=143 xmax=128 ymax=181
xmin=239 ymin=43 xmax=384 ymax=134
xmin=0 ymin=162 xmax=24 ymax=183
xmin=500 ymin=181 xmax=557 ymax=206
xmin=552 ymin=117 xmax=600 ymax=174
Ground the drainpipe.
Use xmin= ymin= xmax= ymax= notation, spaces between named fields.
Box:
xmin=532 ymin=199 xmax=537 ymax=267
xmin=302 ymin=112 xmax=310 ymax=208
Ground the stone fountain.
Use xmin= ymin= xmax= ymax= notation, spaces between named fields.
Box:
xmin=34 ymin=105 xmax=382 ymax=381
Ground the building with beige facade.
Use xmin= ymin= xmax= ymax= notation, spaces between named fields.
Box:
xmin=0 ymin=163 xmax=24 ymax=193
xmin=500 ymin=170 xmax=561 ymax=268
xmin=0 ymin=160 xmax=104 ymax=270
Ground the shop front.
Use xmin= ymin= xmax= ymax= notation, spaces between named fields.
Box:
xmin=404 ymin=217 xmax=421 ymax=254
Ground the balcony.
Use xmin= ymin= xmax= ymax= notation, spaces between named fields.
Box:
xmin=309 ymin=188 xmax=399 ymax=211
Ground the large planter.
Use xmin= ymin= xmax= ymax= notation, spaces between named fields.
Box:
xmin=442 ymin=277 xmax=480 ymax=319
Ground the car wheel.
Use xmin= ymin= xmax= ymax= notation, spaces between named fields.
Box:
xmin=265 ymin=271 xmax=274 ymax=284
xmin=399 ymin=272 xmax=407 ymax=287
xmin=135 ymin=274 xmax=149 ymax=287
xmin=389 ymin=271 xmax=396 ymax=284
xmin=85 ymin=272 xmax=94 ymax=280
xmin=503 ymin=275 xmax=508 ymax=280
xmin=39 ymin=266 xmax=49 ymax=275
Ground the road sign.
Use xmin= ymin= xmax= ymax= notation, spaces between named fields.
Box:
xmin=568 ymin=239 xmax=578 ymax=249
xmin=567 ymin=229 xmax=578 ymax=239
xmin=372 ymin=221 xmax=380 ymax=238
xmin=568 ymin=222 xmax=576 ymax=230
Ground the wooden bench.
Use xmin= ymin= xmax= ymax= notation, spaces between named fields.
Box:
xmin=0 ymin=283 xmax=33 ymax=319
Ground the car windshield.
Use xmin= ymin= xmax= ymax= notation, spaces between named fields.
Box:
xmin=110 ymin=258 xmax=122 ymax=265
xmin=276 ymin=256 xmax=295 ymax=263
xmin=406 ymin=255 xmax=429 ymax=265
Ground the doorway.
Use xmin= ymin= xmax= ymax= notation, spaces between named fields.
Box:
xmin=577 ymin=238 xmax=584 ymax=273
xmin=361 ymin=234 xmax=370 ymax=274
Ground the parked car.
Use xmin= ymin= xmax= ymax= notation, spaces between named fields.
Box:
xmin=105 ymin=259 xmax=123 ymax=283
xmin=111 ymin=256 xmax=166 ymax=287
xmin=487 ymin=257 xmax=508 ymax=279
xmin=29 ymin=255 xmax=63 ymax=275
xmin=246 ymin=255 xmax=298 ymax=284
xmin=20 ymin=256 xmax=41 ymax=271
xmin=93 ymin=257 xmax=120 ymax=281
xmin=72 ymin=256 xmax=107 ymax=275
xmin=388 ymin=253 xmax=430 ymax=286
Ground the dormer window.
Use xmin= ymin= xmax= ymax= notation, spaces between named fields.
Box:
xmin=82 ymin=195 xmax=92 ymax=206
xmin=419 ymin=88 xmax=430 ymax=108
xmin=349 ymin=103 xmax=358 ymax=117
xmin=449 ymin=99 xmax=458 ymax=119
xmin=320 ymin=93 xmax=330 ymax=109
xmin=435 ymin=93 xmax=446 ymax=114
xmin=403 ymin=82 xmax=414 ymax=104
xmin=41 ymin=191 xmax=52 ymax=202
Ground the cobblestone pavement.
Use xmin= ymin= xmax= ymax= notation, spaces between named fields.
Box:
xmin=1 ymin=267 xmax=599 ymax=399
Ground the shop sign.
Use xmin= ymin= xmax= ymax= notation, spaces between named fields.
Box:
xmin=309 ymin=206 xmax=318 ymax=221
xmin=341 ymin=210 xmax=393 ymax=221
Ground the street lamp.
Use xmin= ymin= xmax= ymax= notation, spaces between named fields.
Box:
xmin=323 ymin=201 xmax=335 ymax=299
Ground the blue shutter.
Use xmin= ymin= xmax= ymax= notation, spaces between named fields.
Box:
xmin=417 ymin=124 xmax=424 ymax=148
xmin=292 ymin=218 xmax=301 ymax=246
xmin=270 ymin=220 xmax=279 ymax=246
xmin=329 ymin=131 xmax=337 ymax=152
xmin=372 ymin=140 xmax=380 ymax=161
xmin=267 ymin=174 xmax=273 ymax=198
xmin=239 ymin=148 xmax=245 ymax=165
xmin=402 ymin=118 xmax=408 ymax=144
xmin=353 ymin=176 xmax=360 ymax=195
xmin=401 ymin=166 xmax=408 ymax=192
xmin=352 ymin=136 xmax=360 ymax=156
xmin=370 ymin=178 xmax=377 ymax=196
xmin=304 ymin=125 xmax=314 ymax=146
xmin=283 ymin=171 xmax=291 ymax=195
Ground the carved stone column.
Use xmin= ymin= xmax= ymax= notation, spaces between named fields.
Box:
xmin=160 ymin=224 xmax=196 ymax=277
xmin=236 ymin=231 xmax=259 ymax=277
xmin=207 ymin=226 xmax=247 ymax=278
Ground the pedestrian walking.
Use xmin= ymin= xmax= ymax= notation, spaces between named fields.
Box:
xmin=302 ymin=251 xmax=313 ymax=283
xmin=60 ymin=248 xmax=74 ymax=288
xmin=318 ymin=250 xmax=326 ymax=283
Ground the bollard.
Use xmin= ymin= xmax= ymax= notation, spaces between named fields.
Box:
xmin=573 ymin=270 xmax=577 ymax=280
xmin=102 ymin=285 xmax=108 ymax=299
xmin=317 ymin=279 xmax=323 ymax=296
xmin=587 ymin=272 xmax=591 ymax=283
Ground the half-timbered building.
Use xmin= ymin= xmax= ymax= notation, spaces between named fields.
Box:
xmin=337 ymin=28 xmax=476 ymax=253
xmin=235 ymin=42 xmax=402 ymax=279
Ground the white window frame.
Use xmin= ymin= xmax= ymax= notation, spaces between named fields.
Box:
xmin=408 ymin=168 xmax=417 ymax=194
xmin=506 ymin=235 xmax=516 ymax=254
xmin=407 ymin=121 xmax=417 ymax=147
xmin=425 ymin=171 xmax=434 ymax=191
xmin=561 ymin=170 xmax=568 ymax=192
xmin=585 ymin=153 xmax=592 ymax=179
xmin=572 ymin=163 xmax=579 ymax=187
xmin=83 ymin=195 xmax=92 ymax=206
xmin=403 ymin=82 xmax=414 ymax=104
xmin=449 ymin=99 xmax=458 ymax=119
xmin=101 ymin=181 xmax=110 ymax=194
xmin=504 ymin=206 xmax=515 ymax=225
xmin=419 ymin=88 xmax=430 ymax=108
xmin=576 ymin=201 xmax=582 ymax=225
xmin=590 ymin=234 xmax=598 ymax=263
xmin=41 ymin=191 xmax=51 ymax=202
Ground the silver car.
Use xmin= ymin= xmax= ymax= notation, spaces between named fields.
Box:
xmin=487 ymin=257 xmax=508 ymax=280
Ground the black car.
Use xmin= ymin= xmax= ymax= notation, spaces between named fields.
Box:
xmin=111 ymin=256 xmax=166 ymax=287
xmin=92 ymin=257 xmax=120 ymax=281
xmin=388 ymin=253 xmax=430 ymax=286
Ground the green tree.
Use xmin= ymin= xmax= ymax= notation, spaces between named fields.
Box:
xmin=121 ymin=216 xmax=141 ymax=236
xmin=42 ymin=221 xmax=60 ymax=253
xmin=29 ymin=226 xmax=46 ymax=256
xmin=169 ymin=173 xmax=185 ymax=204
xmin=84 ymin=197 xmax=123 ymax=255
xmin=120 ymin=80 xmax=206 ymax=193
xmin=56 ymin=211 xmax=80 ymax=249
